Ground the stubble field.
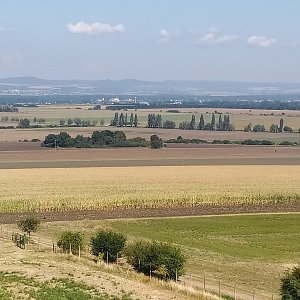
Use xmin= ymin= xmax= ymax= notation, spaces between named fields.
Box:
xmin=0 ymin=165 xmax=299 ymax=213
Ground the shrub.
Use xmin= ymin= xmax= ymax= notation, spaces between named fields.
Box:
xmin=90 ymin=230 xmax=126 ymax=263
xmin=57 ymin=232 xmax=84 ymax=254
xmin=150 ymin=135 xmax=163 ymax=149
xmin=125 ymin=240 xmax=186 ymax=281
xmin=17 ymin=217 xmax=40 ymax=238
xmin=281 ymin=266 xmax=300 ymax=300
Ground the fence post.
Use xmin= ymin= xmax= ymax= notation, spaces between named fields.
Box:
xmin=219 ymin=281 xmax=221 ymax=300
xmin=175 ymin=269 xmax=178 ymax=282
xmin=78 ymin=244 xmax=81 ymax=259
xmin=149 ymin=262 xmax=152 ymax=279
xmin=234 ymin=284 xmax=237 ymax=300
xmin=204 ymin=276 xmax=206 ymax=292
xmin=106 ymin=251 xmax=109 ymax=264
xmin=138 ymin=259 xmax=141 ymax=271
xmin=69 ymin=243 xmax=72 ymax=255
xmin=52 ymin=242 xmax=55 ymax=253
xmin=116 ymin=253 xmax=118 ymax=265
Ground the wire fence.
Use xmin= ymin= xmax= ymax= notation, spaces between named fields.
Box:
xmin=0 ymin=226 xmax=279 ymax=300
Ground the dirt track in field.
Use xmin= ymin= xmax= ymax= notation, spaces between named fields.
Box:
xmin=0 ymin=202 xmax=299 ymax=224
xmin=0 ymin=142 xmax=300 ymax=168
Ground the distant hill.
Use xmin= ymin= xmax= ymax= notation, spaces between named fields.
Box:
xmin=1 ymin=76 xmax=300 ymax=95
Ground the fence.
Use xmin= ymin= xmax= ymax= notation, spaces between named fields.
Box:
xmin=0 ymin=226 xmax=279 ymax=300
xmin=180 ymin=273 xmax=277 ymax=300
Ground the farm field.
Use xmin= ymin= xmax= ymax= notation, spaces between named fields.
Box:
xmin=0 ymin=165 xmax=299 ymax=213
xmin=1 ymin=104 xmax=300 ymax=128
xmin=1 ymin=125 xmax=300 ymax=143
xmin=25 ymin=213 xmax=300 ymax=298
xmin=0 ymin=143 xmax=300 ymax=169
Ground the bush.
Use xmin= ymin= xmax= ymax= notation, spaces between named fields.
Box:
xmin=17 ymin=217 xmax=40 ymax=238
xmin=281 ymin=266 xmax=300 ymax=300
xmin=125 ymin=240 xmax=186 ymax=281
xmin=57 ymin=232 xmax=84 ymax=254
xmin=150 ymin=135 xmax=163 ymax=149
xmin=90 ymin=230 xmax=126 ymax=263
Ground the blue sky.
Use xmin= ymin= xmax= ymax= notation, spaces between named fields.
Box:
xmin=0 ymin=0 xmax=300 ymax=82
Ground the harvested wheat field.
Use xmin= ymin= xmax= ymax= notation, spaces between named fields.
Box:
xmin=0 ymin=165 xmax=299 ymax=213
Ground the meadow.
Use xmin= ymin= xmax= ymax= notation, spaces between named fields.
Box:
xmin=1 ymin=104 xmax=300 ymax=131
xmin=36 ymin=213 xmax=300 ymax=297
xmin=0 ymin=165 xmax=299 ymax=213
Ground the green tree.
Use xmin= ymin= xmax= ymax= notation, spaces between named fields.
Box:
xmin=126 ymin=240 xmax=186 ymax=281
xmin=163 ymin=120 xmax=176 ymax=129
xmin=119 ymin=113 xmax=125 ymax=127
xmin=150 ymin=135 xmax=163 ymax=149
xmin=125 ymin=113 xmax=128 ymax=127
xmin=17 ymin=217 xmax=40 ymax=239
xmin=244 ymin=123 xmax=252 ymax=132
xmin=100 ymin=118 xmax=105 ymax=126
xmin=210 ymin=113 xmax=216 ymax=130
xmin=18 ymin=118 xmax=31 ymax=128
xmin=253 ymin=124 xmax=265 ymax=132
xmin=67 ymin=118 xmax=73 ymax=125
xmin=59 ymin=118 xmax=66 ymax=126
xmin=57 ymin=232 xmax=84 ymax=254
xmin=134 ymin=114 xmax=138 ymax=127
xmin=190 ymin=114 xmax=196 ymax=130
xmin=270 ymin=124 xmax=279 ymax=133
xmin=130 ymin=113 xmax=134 ymax=127
xmin=279 ymin=118 xmax=284 ymax=132
xmin=90 ymin=230 xmax=126 ymax=263
xmin=283 ymin=126 xmax=293 ymax=133
xmin=281 ymin=266 xmax=300 ymax=300
xmin=198 ymin=114 xmax=205 ymax=130
xmin=217 ymin=114 xmax=223 ymax=130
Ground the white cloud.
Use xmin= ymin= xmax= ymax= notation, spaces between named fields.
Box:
xmin=247 ymin=35 xmax=277 ymax=48
xmin=66 ymin=21 xmax=125 ymax=35
xmin=199 ymin=31 xmax=238 ymax=45
xmin=0 ymin=53 xmax=22 ymax=66
xmin=158 ymin=29 xmax=170 ymax=43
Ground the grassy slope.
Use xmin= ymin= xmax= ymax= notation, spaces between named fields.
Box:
xmin=35 ymin=214 xmax=300 ymax=296
xmin=107 ymin=214 xmax=300 ymax=294
xmin=0 ymin=272 xmax=132 ymax=300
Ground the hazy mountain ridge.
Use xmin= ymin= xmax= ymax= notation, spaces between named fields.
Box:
xmin=1 ymin=77 xmax=300 ymax=96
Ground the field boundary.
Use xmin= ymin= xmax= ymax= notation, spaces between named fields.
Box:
xmin=0 ymin=201 xmax=299 ymax=224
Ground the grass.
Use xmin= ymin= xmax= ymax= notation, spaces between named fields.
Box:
xmin=0 ymin=165 xmax=299 ymax=212
xmin=1 ymin=104 xmax=300 ymax=130
xmin=39 ymin=214 xmax=300 ymax=297
xmin=0 ymin=272 xmax=132 ymax=300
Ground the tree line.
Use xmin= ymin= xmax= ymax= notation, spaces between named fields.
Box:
xmin=244 ymin=118 xmax=295 ymax=133
xmin=43 ymin=130 xmax=148 ymax=148
xmin=110 ymin=112 xmax=138 ymax=127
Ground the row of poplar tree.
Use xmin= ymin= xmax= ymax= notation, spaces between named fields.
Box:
xmin=110 ymin=112 xmax=138 ymax=127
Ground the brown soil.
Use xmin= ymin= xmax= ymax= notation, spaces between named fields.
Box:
xmin=0 ymin=202 xmax=299 ymax=224
xmin=0 ymin=142 xmax=299 ymax=168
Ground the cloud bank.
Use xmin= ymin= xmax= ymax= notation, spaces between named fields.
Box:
xmin=200 ymin=31 xmax=238 ymax=45
xmin=67 ymin=21 xmax=125 ymax=35
xmin=247 ymin=35 xmax=276 ymax=48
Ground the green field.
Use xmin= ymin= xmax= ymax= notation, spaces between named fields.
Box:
xmin=41 ymin=214 xmax=300 ymax=296
xmin=1 ymin=105 xmax=299 ymax=131
xmin=0 ymin=272 xmax=132 ymax=300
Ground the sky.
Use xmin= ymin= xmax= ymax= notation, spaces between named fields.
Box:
xmin=0 ymin=0 xmax=300 ymax=82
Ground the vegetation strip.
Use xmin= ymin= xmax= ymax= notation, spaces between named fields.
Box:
xmin=0 ymin=202 xmax=299 ymax=224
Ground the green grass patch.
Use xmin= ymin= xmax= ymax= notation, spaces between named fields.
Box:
xmin=110 ymin=214 xmax=300 ymax=261
xmin=0 ymin=272 xmax=132 ymax=300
